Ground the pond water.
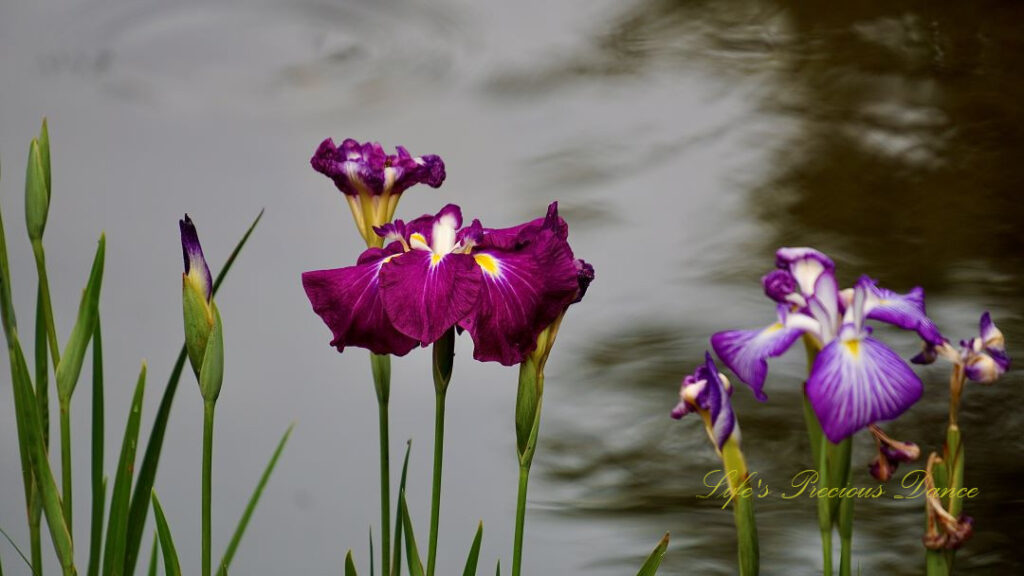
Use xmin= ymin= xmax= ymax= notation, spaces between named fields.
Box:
xmin=1 ymin=0 xmax=1022 ymax=574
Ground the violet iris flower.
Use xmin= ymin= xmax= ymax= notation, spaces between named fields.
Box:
xmin=311 ymin=138 xmax=446 ymax=246
xmin=711 ymin=248 xmax=943 ymax=443
xmin=913 ymin=312 xmax=1010 ymax=383
xmin=302 ymin=202 xmax=582 ymax=365
xmin=671 ymin=352 xmax=737 ymax=450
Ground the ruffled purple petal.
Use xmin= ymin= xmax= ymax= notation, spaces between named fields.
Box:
xmin=979 ymin=311 xmax=1006 ymax=351
xmin=380 ymin=250 xmax=482 ymax=345
xmin=459 ymin=223 xmax=578 ymax=365
xmin=775 ymin=247 xmax=835 ymax=296
xmin=179 ymin=214 xmax=212 ymax=301
xmin=479 ymin=202 xmax=569 ymax=250
xmin=762 ymin=269 xmax=797 ymax=304
xmin=711 ymin=322 xmax=803 ymax=400
xmin=858 ymin=276 xmax=944 ymax=345
xmin=807 ymin=336 xmax=924 ymax=443
xmin=695 ymin=353 xmax=736 ymax=449
xmin=311 ymin=138 xmax=445 ymax=197
xmin=572 ymin=259 xmax=595 ymax=304
xmin=302 ymin=245 xmax=418 ymax=356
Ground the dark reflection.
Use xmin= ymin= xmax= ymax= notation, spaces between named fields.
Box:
xmin=529 ymin=0 xmax=1024 ymax=572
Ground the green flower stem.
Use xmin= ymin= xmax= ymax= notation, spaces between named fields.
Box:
xmin=202 ymin=400 xmax=216 ymax=576
xmin=511 ymin=464 xmax=531 ymax=576
xmin=29 ymin=493 xmax=42 ymax=576
xmin=426 ymin=328 xmax=454 ymax=576
xmin=815 ymin=432 xmax=833 ymax=576
xmin=30 ymin=240 xmax=59 ymax=370
xmin=829 ymin=438 xmax=853 ymax=576
xmin=370 ymin=353 xmax=392 ymax=576
xmin=721 ymin=437 xmax=758 ymax=576
xmin=426 ymin=389 xmax=446 ymax=576
xmin=59 ymin=399 xmax=73 ymax=534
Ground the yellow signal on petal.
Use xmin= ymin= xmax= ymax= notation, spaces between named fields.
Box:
xmin=474 ymin=253 xmax=501 ymax=276
xmin=430 ymin=253 xmax=443 ymax=266
xmin=845 ymin=340 xmax=860 ymax=357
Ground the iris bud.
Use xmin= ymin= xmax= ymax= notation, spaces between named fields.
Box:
xmin=25 ymin=119 xmax=51 ymax=242
xmin=180 ymin=214 xmax=223 ymax=401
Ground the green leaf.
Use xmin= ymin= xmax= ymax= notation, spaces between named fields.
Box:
xmin=216 ymin=424 xmax=293 ymax=576
xmin=147 ymin=533 xmax=158 ymax=576
xmin=369 ymin=529 xmax=374 ymax=576
xmin=55 ymin=234 xmax=105 ymax=401
xmin=400 ymin=493 xmax=424 ymax=576
xmin=9 ymin=333 xmax=75 ymax=572
xmin=88 ymin=320 xmax=106 ymax=576
xmin=636 ymin=533 xmax=669 ymax=576
xmin=461 ymin=522 xmax=483 ymax=576
xmin=391 ymin=440 xmax=412 ymax=576
xmin=151 ymin=494 xmax=181 ymax=576
xmin=122 ymin=210 xmax=263 ymax=575
xmin=345 ymin=551 xmax=358 ymax=576
xmin=495 ymin=560 xmax=500 ymax=576
xmin=198 ymin=305 xmax=224 ymax=402
xmin=102 ymin=363 xmax=147 ymax=576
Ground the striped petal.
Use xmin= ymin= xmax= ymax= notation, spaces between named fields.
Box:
xmin=711 ymin=320 xmax=803 ymax=400
xmin=806 ymin=336 xmax=923 ymax=443
xmin=380 ymin=250 xmax=482 ymax=345
xmin=460 ymin=212 xmax=578 ymax=365
xmin=858 ymin=276 xmax=944 ymax=345
xmin=302 ymin=245 xmax=418 ymax=356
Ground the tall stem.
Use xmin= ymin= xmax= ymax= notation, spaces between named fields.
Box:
xmin=31 ymin=241 xmax=59 ymax=370
xmin=426 ymin=390 xmax=446 ymax=576
xmin=60 ymin=399 xmax=73 ymax=534
xmin=202 ymin=401 xmax=216 ymax=576
xmin=511 ymin=465 xmax=531 ymax=576
xmin=426 ymin=328 xmax=454 ymax=576
xmin=721 ymin=438 xmax=758 ymax=576
xmin=370 ymin=353 xmax=391 ymax=575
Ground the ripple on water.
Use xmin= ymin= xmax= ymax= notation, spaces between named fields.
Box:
xmin=47 ymin=0 xmax=461 ymax=113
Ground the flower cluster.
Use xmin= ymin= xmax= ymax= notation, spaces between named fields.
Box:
xmin=711 ymin=248 xmax=943 ymax=442
xmin=303 ymin=140 xmax=592 ymax=366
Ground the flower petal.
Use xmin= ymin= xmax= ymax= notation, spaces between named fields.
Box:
xmin=695 ymin=352 xmax=736 ymax=449
xmin=380 ymin=250 xmax=482 ymax=345
xmin=459 ymin=225 xmax=578 ymax=365
xmin=302 ymin=246 xmax=418 ymax=356
xmin=806 ymin=336 xmax=923 ymax=443
xmin=711 ymin=322 xmax=803 ymax=400
xmin=179 ymin=214 xmax=212 ymax=301
xmin=775 ymin=247 xmax=835 ymax=296
xmin=858 ymin=276 xmax=944 ymax=345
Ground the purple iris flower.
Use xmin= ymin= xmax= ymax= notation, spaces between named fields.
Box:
xmin=302 ymin=203 xmax=582 ymax=365
xmin=311 ymin=138 xmax=446 ymax=245
xmin=711 ymin=248 xmax=941 ymax=443
xmin=912 ymin=312 xmax=1010 ymax=383
xmin=671 ymin=352 xmax=737 ymax=450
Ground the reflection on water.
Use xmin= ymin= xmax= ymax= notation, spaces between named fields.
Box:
xmin=0 ymin=0 xmax=1022 ymax=574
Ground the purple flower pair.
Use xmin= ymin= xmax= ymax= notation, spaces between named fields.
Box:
xmin=711 ymin=248 xmax=943 ymax=443
xmin=303 ymin=140 xmax=591 ymax=366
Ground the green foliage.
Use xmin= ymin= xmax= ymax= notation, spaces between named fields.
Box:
xmin=151 ymin=494 xmax=181 ymax=576
xmin=636 ymin=533 xmax=670 ymax=576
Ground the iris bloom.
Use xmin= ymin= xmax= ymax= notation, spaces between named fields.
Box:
xmin=671 ymin=352 xmax=737 ymax=450
xmin=711 ymin=248 xmax=942 ymax=443
xmin=913 ymin=312 xmax=1010 ymax=384
xmin=311 ymin=138 xmax=446 ymax=246
xmin=302 ymin=202 xmax=583 ymax=365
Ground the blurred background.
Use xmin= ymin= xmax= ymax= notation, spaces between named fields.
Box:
xmin=1 ymin=0 xmax=1023 ymax=573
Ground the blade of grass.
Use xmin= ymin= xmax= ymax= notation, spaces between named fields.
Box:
xmin=636 ymin=533 xmax=669 ymax=576
xmin=461 ymin=522 xmax=483 ymax=576
xmin=10 ymin=335 xmax=75 ymax=574
xmin=31 ymin=286 xmax=48 ymax=576
xmin=0 ymin=524 xmax=36 ymax=575
xmin=88 ymin=320 xmax=105 ymax=576
xmin=391 ymin=440 xmax=412 ymax=576
xmin=146 ymin=535 xmax=157 ymax=576
xmin=215 ymin=424 xmax=292 ymax=576
xmin=400 ymin=493 xmax=424 ymax=576
xmin=345 ymin=551 xmax=358 ymax=576
xmin=151 ymin=494 xmax=181 ymax=576
xmin=122 ymin=210 xmax=263 ymax=575
xmin=369 ymin=530 xmax=374 ymax=576
xmin=101 ymin=363 xmax=146 ymax=576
